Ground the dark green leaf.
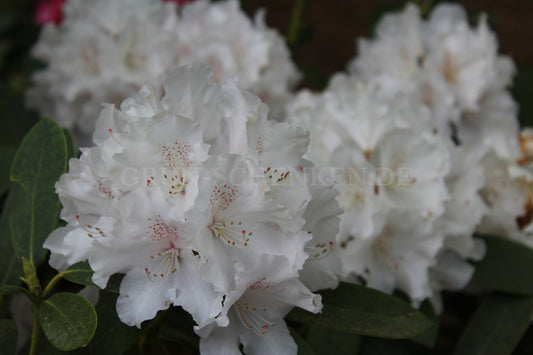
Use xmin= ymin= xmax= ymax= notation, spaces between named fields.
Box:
xmin=89 ymin=291 xmax=138 ymax=354
xmin=306 ymin=324 xmax=361 ymax=355
xmin=470 ymin=235 xmax=533 ymax=295
xmin=0 ymin=146 xmax=16 ymax=196
xmin=159 ymin=306 xmax=198 ymax=351
xmin=0 ymin=318 xmax=17 ymax=355
xmin=0 ymin=183 xmax=25 ymax=286
xmin=9 ymin=118 xmax=68 ymax=266
xmin=104 ymin=274 xmax=124 ymax=294
xmin=62 ymin=128 xmax=77 ymax=159
xmin=410 ymin=300 xmax=439 ymax=348
xmin=453 ymin=293 xmax=533 ymax=355
xmin=39 ymin=292 xmax=97 ymax=351
xmin=290 ymin=327 xmax=315 ymax=355
xmin=286 ymin=283 xmax=433 ymax=339
xmin=0 ymin=284 xmax=23 ymax=297
xmin=63 ymin=262 xmax=98 ymax=289
xmin=360 ymin=337 xmax=428 ymax=355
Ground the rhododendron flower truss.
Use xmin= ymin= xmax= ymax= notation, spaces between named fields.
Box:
xmin=27 ymin=0 xmax=299 ymax=145
xmin=44 ymin=64 xmax=339 ymax=338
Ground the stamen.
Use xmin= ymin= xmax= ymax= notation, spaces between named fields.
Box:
xmin=145 ymin=249 xmax=181 ymax=281
xmin=75 ymin=215 xmax=105 ymax=238
xmin=210 ymin=220 xmax=250 ymax=247
xmin=235 ymin=300 xmax=275 ymax=336
xmin=305 ymin=239 xmax=334 ymax=260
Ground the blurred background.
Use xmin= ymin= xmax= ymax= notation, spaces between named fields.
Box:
xmin=0 ymin=0 xmax=532 ymax=147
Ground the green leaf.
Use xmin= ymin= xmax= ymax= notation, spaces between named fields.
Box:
xmin=470 ymin=235 xmax=533 ymax=295
xmin=0 ymin=318 xmax=17 ymax=355
xmin=290 ymin=327 xmax=315 ymax=355
xmin=360 ymin=338 xmax=428 ymax=355
xmin=39 ymin=292 xmax=97 ymax=351
xmin=410 ymin=300 xmax=439 ymax=348
xmin=159 ymin=306 xmax=199 ymax=351
xmin=9 ymin=118 xmax=68 ymax=266
xmin=63 ymin=262 xmax=98 ymax=289
xmin=89 ymin=291 xmax=138 ymax=354
xmin=0 ymin=284 xmax=23 ymax=297
xmin=0 ymin=146 xmax=16 ymax=196
xmin=306 ymin=324 xmax=361 ymax=355
xmin=286 ymin=283 xmax=433 ymax=339
xmin=453 ymin=293 xmax=533 ymax=355
xmin=0 ymin=183 xmax=25 ymax=286
xmin=62 ymin=128 xmax=77 ymax=159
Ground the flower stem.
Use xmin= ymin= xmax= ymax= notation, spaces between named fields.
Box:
xmin=29 ymin=302 xmax=41 ymax=355
xmin=288 ymin=0 xmax=305 ymax=48
xmin=42 ymin=270 xmax=73 ymax=298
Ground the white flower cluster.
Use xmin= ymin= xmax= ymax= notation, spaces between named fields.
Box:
xmin=44 ymin=64 xmax=341 ymax=354
xmin=286 ymin=3 xmax=533 ymax=307
xmin=27 ymin=0 xmax=299 ymax=146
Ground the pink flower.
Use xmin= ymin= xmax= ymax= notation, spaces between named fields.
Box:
xmin=34 ymin=0 xmax=66 ymax=26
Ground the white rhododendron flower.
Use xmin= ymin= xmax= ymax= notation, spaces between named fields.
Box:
xmin=349 ymin=3 xmax=517 ymax=155
xmin=44 ymin=64 xmax=341 ymax=354
xmin=287 ymin=72 xmax=488 ymax=304
xmin=27 ymin=0 xmax=299 ymax=145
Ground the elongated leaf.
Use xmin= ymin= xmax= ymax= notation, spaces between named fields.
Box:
xmin=287 ymin=283 xmax=432 ymax=339
xmin=306 ymin=324 xmax=361 ymax=355
xmin=0 ymin=318 xmax=17 ymax=355
xmin=39 ymin=293 xmax=97 ymax=351
xmin=453 ymin=294 xmax=533 ymax=355
xmin=360 ymin=338 xmax=428 ymax=355
xmin=63 ymin=262 xmax=98 ymax=289
xmin=290 ymin=328 xmax=314 ymax=355
xmin=9 ymin=118 xmax=68 ymax=266
xmin=89 ymin=291 xmax=138 ymax=354
xmin=0 ymin=285 xmax=23 ymax=297
xmin=62 ymin=128 xmax=77 ymax=159
xmin=159 ymin=306 xmax=199 ymax=351
xmin=410 ymin=300 xmax=439 ymax=348
xmin=0 ymin=146 xmax=16 ymax=196
xmin=0 ymin=183 xmax=25 ymax=286
xmin=470 ymin=235 xmax=533 ymax=295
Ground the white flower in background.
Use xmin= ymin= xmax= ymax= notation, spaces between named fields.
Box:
xmin=27 ymin=0 xmax=299 ymax=146
xmin=27 ymin=0 xmax=181 ymax=146
xmin=477 ymin=151 xmax=533 ymax=247
xmin=44 ymin=64 xmax=340 ymax=352
xmin=286 ymin=72 xmax=493 ymax=304
xmin=349 ymin=3 xmax=518 ymax=152
xmin=176 ymin=0 xmax=300 ymax=119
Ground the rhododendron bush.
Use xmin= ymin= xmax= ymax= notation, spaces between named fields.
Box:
xmin=1 ymin=0 xmax=533 ymax=354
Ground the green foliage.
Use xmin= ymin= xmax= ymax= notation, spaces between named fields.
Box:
xmin=39 ymin=293 xmax=97 ymax=351
xmin=0 ymin=146 xmax=16 ymax=196
xmin=9 ymin=118 xmax=68 ymax=267
xmin=290 ymin=327 xmax=315 ymax=355
xmin=287 ymin=282 xmax=433 ymax=339
xmin=62 ymin=262 xmax=98 ymax=289
xmin=306 ymin=324 xmax=362 ymax=355
xmin=0 ymin=182 xmax=25 ymax=286
xmin=88 ymin=291 xmax=139 ymax=354
xmin=470 ymin=235 xmax=533 ymax=295
xmin=410 ymin=300 xmax=439 ymax=348
xmin=0 ymin=318 xmax=17 ymax=355
xmin=453 ymin=294 xmax=533 ymax=355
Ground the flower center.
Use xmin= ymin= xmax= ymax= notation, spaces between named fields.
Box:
xmin=145 ymin=216 xmax=182 ymax=280
xmin=159 ymin=141 xmax=195 ymax=196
